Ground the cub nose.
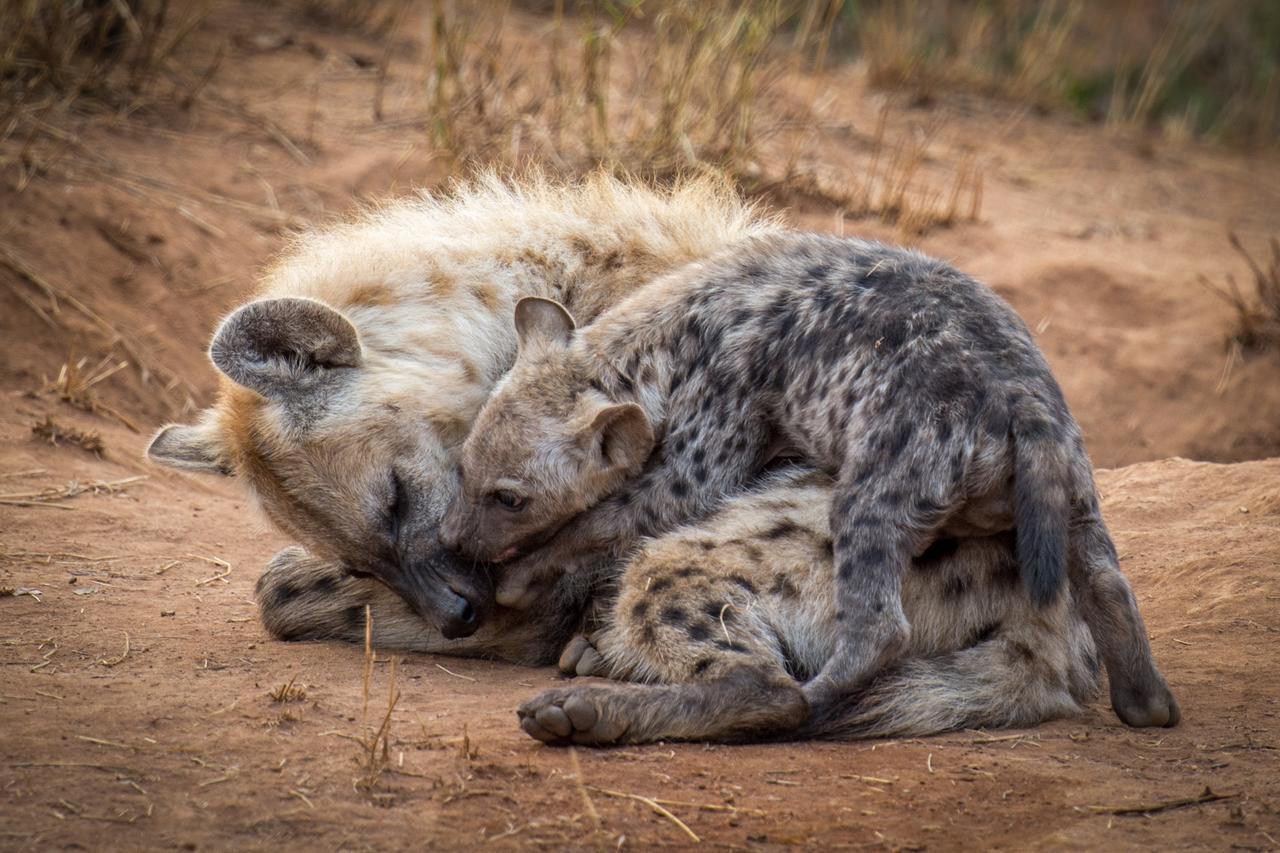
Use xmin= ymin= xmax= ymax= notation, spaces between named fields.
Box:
xmin=439 ymin=586 xmax=479 ymax=640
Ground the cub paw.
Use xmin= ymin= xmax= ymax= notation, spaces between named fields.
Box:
xmin=516 ymin=687 xmax=629 ymax=745
xmin=556 ymin=634 xmax=606 ymax=677
xmin=1112 ymin=681 xmax=1181 ymax=728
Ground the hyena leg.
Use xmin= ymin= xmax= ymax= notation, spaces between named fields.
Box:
xmin=806 ymin=445 xmax=956 ymax=700
xmin=255 ymin=546 xmax=435 ymax=646
xmin=256 ymin=546 xmax=578 ymax=665
xmin=1070 ymin=515 xmax=1180 ymax=727
xmin=518 ymin=559 xmax=808 ymax=745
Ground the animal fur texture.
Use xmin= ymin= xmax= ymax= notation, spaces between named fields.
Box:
xmin=145 ymin=174 xmax=1176 ymax=742
xmin=442 ymin=232 xmax=1179 ymax=729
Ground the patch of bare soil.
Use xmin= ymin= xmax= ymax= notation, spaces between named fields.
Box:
xmin=2 ymin=3 xmax=1279 ymax=850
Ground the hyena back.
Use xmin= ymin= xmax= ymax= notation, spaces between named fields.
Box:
xmin=443 ymin=232 xmax=1178 ymax=728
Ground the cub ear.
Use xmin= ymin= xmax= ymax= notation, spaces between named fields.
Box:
xmin=146 ymin=421 xmax=232 ymax=476
xmin=514 ymin=297 xmax=576 ymax=350
xmin=580 ymin=402 xmax=654 ymax=476
xmin=210 ymin=297 xmax=361 ymax=399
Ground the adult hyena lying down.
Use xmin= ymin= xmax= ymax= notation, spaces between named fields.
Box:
xmin=146 ymin=173 xmax=778 ymax=655
xmin=258 ymin=467 xmax=1102 ymax=743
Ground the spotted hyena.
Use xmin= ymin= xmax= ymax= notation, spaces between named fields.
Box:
xmin=145 ymin=173 xmax=780 ymax=660
xmin=441 ymin=232 xmax=1179 ymax=728
xmin=264 ymin=465 xmax=1103 ymax=742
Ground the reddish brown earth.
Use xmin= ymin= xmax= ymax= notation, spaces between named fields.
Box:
xmin=2 ymin=4 xmax=1279 ymax=850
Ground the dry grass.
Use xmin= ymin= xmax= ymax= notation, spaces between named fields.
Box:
xmin=1199 ymin=233 xmax=1280 ymax=353
xmin=850 ymin=0 xmax=1280 ymax=144
xmin=0 ymin=0 xmax=214 ymax=141
xmin=417 ymin=1 xmax=816 ymax=179
xmin=30 ymin=415 xmax=105 ymax=455
xmin=268 ymin=675 xmax=308 ymax=703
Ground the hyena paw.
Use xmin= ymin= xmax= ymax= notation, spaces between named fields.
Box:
xmin=556 ymin=634 xmax=606 ymax=678
xmin=1112 ymin=677 xmax=1181 ymax=728
xmin=517 ymin=687 xmax=628 ymax=745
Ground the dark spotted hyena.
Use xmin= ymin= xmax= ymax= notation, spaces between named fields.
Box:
xmin=440 ymin=232 xmax=1178 ymax=729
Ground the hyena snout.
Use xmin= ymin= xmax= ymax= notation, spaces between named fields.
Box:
xmin=384 ymin=547 xmax=493 ymax=639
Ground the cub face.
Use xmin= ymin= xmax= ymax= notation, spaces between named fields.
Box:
xmin=147 ymin=297 xmax=493 ymax=639
xmin=439 ymin=297 xmax=654 ymax=564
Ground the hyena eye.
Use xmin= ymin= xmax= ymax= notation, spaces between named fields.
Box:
xmin=386 ymin=472 xmax=406 ymax=537
xmin=490 ymin=489 xmax=526 ymax=511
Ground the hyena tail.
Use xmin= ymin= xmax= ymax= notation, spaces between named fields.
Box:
xmin=797 ymin=621 xmax=1099 ymax=739
xmin=1012 ymin=417 xmax=1071 ymax=607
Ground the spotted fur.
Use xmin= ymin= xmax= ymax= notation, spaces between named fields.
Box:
xmin=445 ymin=232 xmax=1179 ymax=728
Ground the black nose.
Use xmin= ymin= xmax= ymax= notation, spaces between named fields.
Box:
xmin=439 ymin=586 xmax=479 ymax=640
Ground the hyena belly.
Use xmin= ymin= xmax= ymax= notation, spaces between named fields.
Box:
xmin=517 ymin=469 xmax=1101 ymax=744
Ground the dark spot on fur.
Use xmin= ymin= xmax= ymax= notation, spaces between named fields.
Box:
xmin=714 ymin=639 xmax=751 ymax=654
xmin=687 ymin=622 xmax=711 ymax=642
xmin=770 ymin=574 xmax=800 ymax=597
xmin=914 ymin=537 xmax=960 ymax=570
xmin=343 ymin=605 xmax=364 ymax=631
xmin=729 ymin=575 xmax=757 ymax=594
xmin=674 ymin=566 xmax=702 ymax=579
xmin=692 ymin=657 xmax=714 ymax=676
xmin=762 ymin=520 xmax=801 ymax=540
xmin=963 ymin=620 xmax=1002 ymax=649
xmin=631 ymin=599 xmax=649 ymax=620
xmin=274 ymin=582 xmax=302 ymax=607
xmin=308 ymin=575 xmax=337 ymax=596
xmin=660 ymin=605 xmax=688 ymax=626
xmin=640 ymin=623 xmax=658 ymax=645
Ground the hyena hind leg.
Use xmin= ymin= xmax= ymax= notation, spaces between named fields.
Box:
xmin=1070 ymin=517 xmax=1180 ymax=727
xmin=255 ymin=546 xmax=432 ymax=648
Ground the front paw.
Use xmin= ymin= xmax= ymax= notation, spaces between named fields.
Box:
xmin=517 ymin=687 xmax=628 ymax=745
xmin=557 ymin=634 xmax=606 ymax=677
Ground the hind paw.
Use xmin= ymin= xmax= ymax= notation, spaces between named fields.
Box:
xmin=517 ymin=686 xmax=629 ymax=745
xmin=1112 ymin=679 xmax=1181 ymax=728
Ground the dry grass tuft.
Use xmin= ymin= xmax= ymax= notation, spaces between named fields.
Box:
xmin=31 ymin=415 xmax=105 ymax=455
xmin=0 ymin=0 xmax=213 ymax=142
xmin=352 ymin=606 xmax=401 ymax=797
xmin=1199 ymin=233 xmax=1280 ymax=352
xmin=850 ymin=0 xmax=1279 ymax=144
xmin=269 ymin=675 xmax=308 ymax=703
xmin=43 ymin=356 xmax=139 ymax=432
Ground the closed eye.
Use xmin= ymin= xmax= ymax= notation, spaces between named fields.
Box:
xmin=490 ymin=489 xmax=526 ymax=511
xmin=386 ymin=471 xmax=405 ymax=540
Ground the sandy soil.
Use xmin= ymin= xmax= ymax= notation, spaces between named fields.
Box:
xmin=2 ymin=3 xmax=1279 ymax=850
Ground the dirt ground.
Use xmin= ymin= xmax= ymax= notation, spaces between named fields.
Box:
xmin=2 ymin=4 xmax=1279 ymax=850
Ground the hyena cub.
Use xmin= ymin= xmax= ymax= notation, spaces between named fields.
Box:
xmin=440 ymin=232 xmax=1179 ymax=728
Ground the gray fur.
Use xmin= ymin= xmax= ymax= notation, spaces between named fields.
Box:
xmin=447 ymin=232 xmax=1178 ymax=728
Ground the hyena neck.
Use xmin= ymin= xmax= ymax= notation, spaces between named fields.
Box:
xmin=583 ymin=339 xmax=672 ymax=437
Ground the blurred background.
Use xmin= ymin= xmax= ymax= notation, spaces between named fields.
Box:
xmin=3 ymin=0 xmax=1277 ymax=465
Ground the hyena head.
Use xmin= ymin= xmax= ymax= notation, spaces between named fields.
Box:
xmin=439 ymin=297 xmax=654 ymax=563
xmin=146 ymin=296 xmax=493 ymax=639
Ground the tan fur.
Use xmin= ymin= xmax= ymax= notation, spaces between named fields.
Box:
xmin=149 ymin=172 xmax=779 ymax=647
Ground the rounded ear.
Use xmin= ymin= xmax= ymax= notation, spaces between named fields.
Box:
xmin=514 ymin=297 xmax=576 ymax=350
xmin=582 ymin=402 xmax=654 ymax=476
xmin=146 ymin=421 xmax=232 ymax=476
xmin=210 ymin=297 xmax=361 ymax=399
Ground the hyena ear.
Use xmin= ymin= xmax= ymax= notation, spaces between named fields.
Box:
xmin=514 ymin=297 xmax=576 ymax=350
xmin=209 ymin=297 xmax=362 ymax=400
xmin=580 ymin=402 xmax=654 ymax=476
xmin=146 ymin=421 xmax=232 ymax=476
